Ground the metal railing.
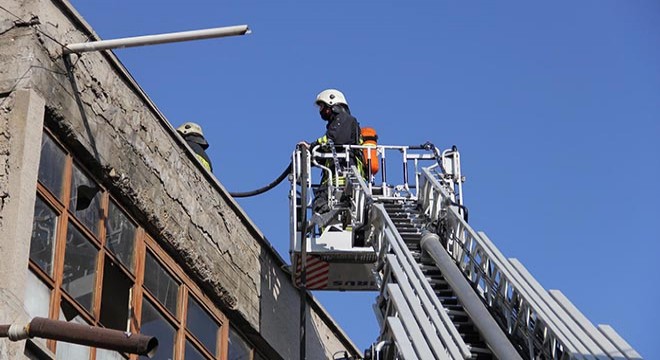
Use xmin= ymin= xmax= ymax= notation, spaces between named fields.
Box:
xmin=417 ymin=167 xmax=636 ymax=360
xmin=289 ymin=143 xmax=639 ymax=360
xmin=370 ymin=204 xmax=471 ymax=360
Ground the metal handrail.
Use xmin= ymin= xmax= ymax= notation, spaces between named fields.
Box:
xmin=418 ymin=167 xmax=595 ymax=359
xmin=370 ymin=204 xmax=471 ymax=359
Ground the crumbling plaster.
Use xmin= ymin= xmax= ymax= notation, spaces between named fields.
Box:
xmin=2 ymin=1 xmax=262 ymax=325
xmin=0 ymin=0 xmax=361 ymax=357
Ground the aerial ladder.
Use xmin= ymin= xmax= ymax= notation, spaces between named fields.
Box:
xmin=288 ymin=142 xmax=642 ymax=360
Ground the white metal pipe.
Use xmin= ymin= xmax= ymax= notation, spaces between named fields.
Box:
xmin=63 ymin=25 xmax=250 ymax=54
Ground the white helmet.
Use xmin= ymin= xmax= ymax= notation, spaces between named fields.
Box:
xmin=176 ymin=122 xmax=204 ymax=137
xmin=315 ymin=89 xmax=348 ymax=108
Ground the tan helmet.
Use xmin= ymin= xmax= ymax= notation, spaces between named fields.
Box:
xmin=176 ymin=122 xmax=204 ymax=137
xmin=315 ymin=89 xmax=348 ymax=108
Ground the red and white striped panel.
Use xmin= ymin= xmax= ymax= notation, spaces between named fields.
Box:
xmin=294 ymin=255 xmax=329 ymax=290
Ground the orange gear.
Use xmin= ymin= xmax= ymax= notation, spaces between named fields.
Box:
xmin=361 ymin=127 xmax=379 ymax=175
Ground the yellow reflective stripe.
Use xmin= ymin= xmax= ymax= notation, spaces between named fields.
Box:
xmin=334 ymin=176 xmax=346 ymax=186
xmin=317 ymin=135 xmax=328 ymax=145
xmin=196 ymin=154 xmax=212 ymax=171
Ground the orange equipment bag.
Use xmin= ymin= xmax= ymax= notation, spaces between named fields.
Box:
xmin=361 ymin=127 xmax=379 ymax=175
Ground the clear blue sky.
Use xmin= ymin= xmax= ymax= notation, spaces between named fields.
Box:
xmin=69 ymin=1 xmax=658 ymax=358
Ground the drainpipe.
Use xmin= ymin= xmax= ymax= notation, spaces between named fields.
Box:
xmin=0 ymin=317 xmax=158 ymax=357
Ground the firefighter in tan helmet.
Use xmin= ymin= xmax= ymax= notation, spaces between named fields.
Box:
xmin=176 ymin=122 xmax=213 ymax=172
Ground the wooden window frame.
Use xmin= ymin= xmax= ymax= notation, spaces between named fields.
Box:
xmin=30 ymin=128 xmax=234 ymax=360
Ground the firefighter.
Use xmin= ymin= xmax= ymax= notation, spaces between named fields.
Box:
xmin=303 ymin=89 xmax=363 ymax=214
xmin=176 ymin=122 xmax=213 ymax=172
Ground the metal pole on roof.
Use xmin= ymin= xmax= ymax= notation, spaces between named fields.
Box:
xmin=63 ymin=24 xmax=250 ymax=54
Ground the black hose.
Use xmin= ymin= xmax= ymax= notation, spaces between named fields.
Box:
xmin=229 ymin=162 xmax=293 ymax=198
xmin=451 ymin=201 xmax=469 ymax=223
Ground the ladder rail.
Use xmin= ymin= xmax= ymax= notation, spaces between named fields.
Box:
xmin=387 ymin=317 xmax=420 ymax=360
xmin=386 ymin=284 xmax=438 ymax=359
xmin=509 ymin=259 xmax=624 ymax=359
xmin=371 ymin=204 xmax=471 ymax=359
xmin=548 ymin=290 xmax=629 ymax=359
xmin=421 ymin=167 xmax=578 ymax=358
xmin=386 ymin=255 xmax=453 ymax=360
xmin=419 ymin=166 xmax=627 ymax=360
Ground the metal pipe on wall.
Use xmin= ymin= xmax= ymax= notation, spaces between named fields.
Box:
xmin=63 ymin=25 xmax=250 ymax=54
xmin=0 ymin=317 xmax=158 ymax=357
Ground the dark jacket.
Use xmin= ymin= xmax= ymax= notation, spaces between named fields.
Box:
xmin=183 ymin=134 xmax=213 ymax=172
xmin=315 ymin=107 xmax=361 ymax=147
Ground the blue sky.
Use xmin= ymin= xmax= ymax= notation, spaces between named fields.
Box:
xmin=68 ymin=1 xmax=658 ymax=357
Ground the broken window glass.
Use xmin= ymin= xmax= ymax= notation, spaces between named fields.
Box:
xmin=143 ymin=251 xmax=179 ymax=315
xmin=69 ymin=164 xmax=102 ymax=235
xmin=56 ymin=299 xmax=91 ymax=360
xmin=29 ymin=196 xmax=58 ymax=275
xmin=100 ymin=257 xmax=132 ymax=331
xmin=140 ymin=298 xmax=175 ymax=360
xmin=106 ymin=201 xmax=136 ymax=271
xmin=186 ymin=295 xmax=219 ymax=355
xmin=38 ymin=132 xmax=66 ymax=200
xmin=62 ymin=222 xmax=98 ymax=312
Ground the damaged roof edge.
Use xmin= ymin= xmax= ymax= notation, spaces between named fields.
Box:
xmin=51 ymin=0 xmax=362 ymax=355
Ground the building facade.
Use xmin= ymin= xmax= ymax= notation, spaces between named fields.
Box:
xmin=0 ymin=0 xmax=360 ymax=359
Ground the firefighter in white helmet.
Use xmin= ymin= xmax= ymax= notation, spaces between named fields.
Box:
xmin=303 ymin=89 xmax=364 ymax=214
xmin=176 ymin=122 xmax=213 ymax=172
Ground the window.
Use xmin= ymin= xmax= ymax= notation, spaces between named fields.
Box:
xmin=140 ymin=298 xmax=176 ymax=360
xmin=186 ymin=295 xmax=220 ymax=355
xmin=37 ymin=132 xmax=66 ymax=200
xmin=25 ymin=271 xmax=51 ymax=319
xmin=27 ymin=129 xmax=240 ymax=359
xmin=56 ymin=299 xmax=91 ymax=360
xmin=29 ymin=195 xmax=58 ymax=276
xmin=69 ymin=164 xmax=102 ymax=235
xmin=105 ymin=201 xmax=136 ymax=271
xmin=228 ymin=328 xmax=251 ymax=360
xmin=100 ymin=257 xmax=132 ymax=330
xmin=62 ymin=222 xmax=99 ymax=312
xmin=185 ymin=340 xmax=207 ymax=360
xmin=143 ymin=251 xmax=179 ymax=315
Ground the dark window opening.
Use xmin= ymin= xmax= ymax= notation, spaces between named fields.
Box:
xmin=69 ymin=164 xmax=102 ymax=235
xmin=100 ymin=258 xmax=132 ymax=331
xmin=62 ymin=222 xmax=98 ymax=312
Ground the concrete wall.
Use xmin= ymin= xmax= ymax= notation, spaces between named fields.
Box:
xmin=0 ymin=0 xmax=360 ymax=358
xmin=0 ymin=86 xmax=46 ymax=359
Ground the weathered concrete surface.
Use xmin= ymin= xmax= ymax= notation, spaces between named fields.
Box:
xmin=0 ymin=88 xmax=46 ymax=358
xmin=0 ymin=89 xmax=45 ymax=294
xmin=0 ymin=0 xmax=361 ymax=358
xmin=260 ymin=250 xmax=358 ymax=359
xmin=0 ymin=289 xmax=30 ymax=359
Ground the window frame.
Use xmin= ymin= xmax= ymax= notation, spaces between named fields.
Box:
xmin=29 ymin=128 xmax=239 ymax=359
